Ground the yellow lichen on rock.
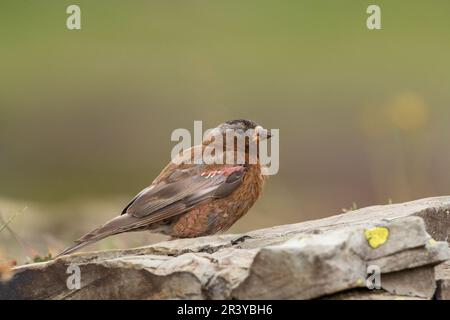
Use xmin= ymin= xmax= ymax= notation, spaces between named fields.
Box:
xmin=364 ymin=227 xmax=389 ymax=249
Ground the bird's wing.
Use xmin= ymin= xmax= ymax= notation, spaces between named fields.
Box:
xmin=122 ymin=165 xmax=246 ymax=220
xmin=56 ymin=165 xmax=246 ymax=257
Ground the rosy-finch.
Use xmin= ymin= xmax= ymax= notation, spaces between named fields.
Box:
xmin=58 ymin=119 xmax=272 ymax=256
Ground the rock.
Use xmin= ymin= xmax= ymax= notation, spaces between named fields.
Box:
xmin=232 ymin=217 xmax=447 ymax=300
xmin=380 ymin=266 xmax=436 ymax=299
xmin=436 ymin=280 xmax=450 ymax=300
xmin=435 ymin=261 xmax=450 ymax=300
xmin=324 ymin=289 xmax=427 ymax=300
xmin=1 ymin=196 xmax=450 ymax=300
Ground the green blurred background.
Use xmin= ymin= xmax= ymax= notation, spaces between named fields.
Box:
xmin=1 ymin=1 xmax=450 ymax=262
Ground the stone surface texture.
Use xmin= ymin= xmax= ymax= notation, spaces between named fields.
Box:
xmin=1 ymin=196 xmax=450 ymax=300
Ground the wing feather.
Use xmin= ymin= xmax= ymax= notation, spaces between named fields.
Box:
xmin=124 ymin=165 xmax=246 ymax=218
xmin=57 ymin=165 xmax=246 ymax=257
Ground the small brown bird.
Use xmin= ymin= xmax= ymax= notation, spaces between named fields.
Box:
xmin=58 ymin=119 xmax=272 ymax=256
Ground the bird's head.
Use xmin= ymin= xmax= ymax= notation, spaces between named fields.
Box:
xmin=202 ymin=119 xmax=272 ymax=157
xmin=203 ymin=119 xmax=272 ymax=145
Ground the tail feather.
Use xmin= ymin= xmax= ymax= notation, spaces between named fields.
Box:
xmin=56 ymin=240 xmax=98 ymax=257
xmin=56 ymin=215 xmax=138 ymax=258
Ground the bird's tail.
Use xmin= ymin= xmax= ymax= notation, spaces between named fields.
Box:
xmin=56 ymin=214 xmax=138 ymax=258
xmin=56 ymin=240 xmax=97 ymax=257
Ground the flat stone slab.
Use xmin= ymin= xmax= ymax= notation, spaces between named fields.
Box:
xmin=1 ymin=197 xmax=450 ymax=299
xmin=436 ymin=261 xmax=450 ymax=300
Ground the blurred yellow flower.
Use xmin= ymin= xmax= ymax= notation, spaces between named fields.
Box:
xmin=386 ymin=93 xmax=428 ymax=131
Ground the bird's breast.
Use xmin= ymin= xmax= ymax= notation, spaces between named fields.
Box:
xmin=169 ymin=164 xmax=265 ymax=238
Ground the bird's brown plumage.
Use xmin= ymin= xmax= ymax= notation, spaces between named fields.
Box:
xmin=57 ymin=120 xmax=269 ymax=257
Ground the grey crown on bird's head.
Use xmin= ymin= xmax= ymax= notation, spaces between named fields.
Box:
xmin=220 ymin=119 xmax=259 ymax=130
xmin=213 ymin=119 xmax=271 ymax=140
